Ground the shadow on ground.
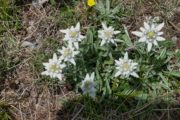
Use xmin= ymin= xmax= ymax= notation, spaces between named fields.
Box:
xmin=56 ymin=96 xmax=180 ymax=120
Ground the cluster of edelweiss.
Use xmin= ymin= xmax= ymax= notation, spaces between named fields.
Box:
xmin=42 ymin=19 xmax=165 ymax=98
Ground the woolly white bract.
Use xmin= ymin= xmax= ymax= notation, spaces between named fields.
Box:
xmin=60 ymin=22 xmax=85 ymax=49
xmin=98 ymin=22 xmax=120 ymax=46
xmin=41 ymin=53 xmax=66 ymax=80
xmin=132 ymin=21 xmax=165 ymax=52
xmin=115 ymin=52 xmax=139 ymax=78
xmin=58 ymin=44 xmax=79 ymax=65
xmin=81 ymin=72 xmax=96 ymax=98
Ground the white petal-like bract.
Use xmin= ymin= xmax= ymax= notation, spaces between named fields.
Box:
xmin=41 ymin=53 xmax=66 ymax=80
xmin=60 ymin=22 xmax=85 ymax=49
xmin=81 ymin=72 xmax=96 ymax=99
xmin=115 ymin=52 xmax=139 ymax=78
xmin=58 ymin=44 xmax=79 ymax=65
xmin=98 ymin=22 xmax=120 ymax=46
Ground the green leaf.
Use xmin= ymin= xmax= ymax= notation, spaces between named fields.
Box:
xmin=98 ymin=46 xmax=107 ymax=51
xmin=122 ymin=25 xmax=133 ymax=47
xmin=165 ymin=71 xmax=180 ymax=77
xmin=95 ymin=69 xmax=102 ymax=91
xmin=159 ymin=48 xmax=166 ymax=59
xmin=49 ymin=0 xmax=56 ymax=5
xmin=122 ymin=34 xmax=132 ymax=46
xmin=175 ymin=50 xmax=180 ymax=59
xmin=106 ymin=0 xmax=110 ymax=12
xmin=159 ymin=73 xmax=171 ymax=90
xmin=104 ymin=60 xmax=114 ymax=65
xmin=112 ymin=5 xmax=120 ymax=14
xmin=95 ymin=0 xmax=105 ymax=14
xmin=105 ymin=79 xmax=112 ymax=95
xmin=137 ymin=93 xmax=148 ymax=100
xmin=112 ymin=79 xmax=119 ymax=90
xmin=116 ymin=90 xmax=147 ymax=99
xmin=160 ymin=40 xmax=174 ymax=48
xmin=87 ymin=29 xmax=94 ymax=44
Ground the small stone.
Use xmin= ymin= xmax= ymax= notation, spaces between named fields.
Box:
xmin=172 ymin=36 xmax=177 ymax=44
xmin=32 ymin=0 xmax=49 ymax=7
xmin=21 ymin=41 xmax=37 ymax=49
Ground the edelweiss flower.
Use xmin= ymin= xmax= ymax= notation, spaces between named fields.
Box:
xmin=115 ymin=52 xmax=139 ymax=78
xmin=81 ymin=72 xmax=96 ymax=98
xmin=58 ymin=44 xmax=79 ymax=65
xmin=41 ymin=53 xmax=66 ymax=80
xmin=132 ymin=21 xmax=165 ymax=52
xmin=98 ymin=22 xmax=120 ymax=46
xmin=60 ymin=22 xmax=85 ymax=49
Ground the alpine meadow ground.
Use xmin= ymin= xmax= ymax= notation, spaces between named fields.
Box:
xmin=0 ymin=0 xmax=180 ymax=120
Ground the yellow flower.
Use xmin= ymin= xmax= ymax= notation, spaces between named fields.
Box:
xmin=88 ymin=0 xmax=95 ymax=7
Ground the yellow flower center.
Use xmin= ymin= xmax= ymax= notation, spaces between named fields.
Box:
xmin=122 ymin=62 xmax=130 ymax=71
xmin=104 ymin=31 xmax=113 ymax=39
xmin=88 ymin=0 xmax=95 ymax=7
xmin=64 ymin=49 xmax=72 ymax=57
xmin=50 ymin=64 xmax=58 ymax=72
xmin=84 ymin=80 xmax=92 ymax=89
xmin=147 ymin=31 xmax=155 ymax=39
xmin=70 ymin=31 xmax=78 ymax=38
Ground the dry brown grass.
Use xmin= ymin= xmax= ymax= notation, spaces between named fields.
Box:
xmin=1 ymin=4 xmax=72 ymax=120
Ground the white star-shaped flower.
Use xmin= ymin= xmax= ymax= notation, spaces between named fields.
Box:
xmin=98 ymin=22 xmax=120 ymax=46
xmin=58 ymin=44 xmax=79 ymax=65
xmin=41 ymin=53 xmax=66 ymax=80
xmin=81 ymin=72 xmax=96 ymax=98
xmin=115 ymin=52 xmax=139 ymax=78
xmin=60 ymin=22 xmax=85 ymax=49
xmin=132 ymin=21 xmax=165 ymax=52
